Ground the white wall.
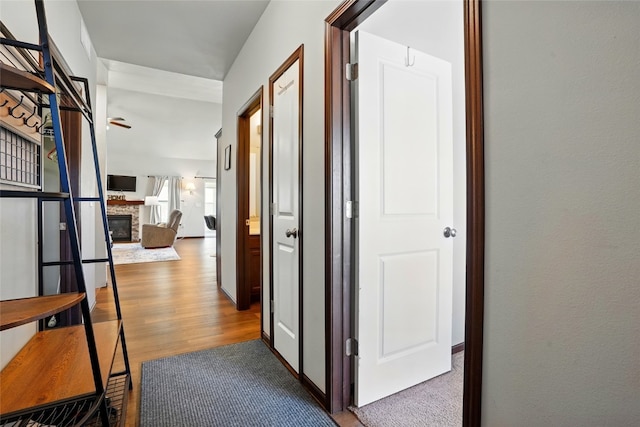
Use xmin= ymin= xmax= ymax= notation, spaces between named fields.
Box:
xmin=0 ymin=199 xmax=38 ymax=368
xmin=357 ymin=0 xmax=467 ymax=346
xmin=94 ymin=82 xmax=109 ymax=289
xmin=482 ymin=1 xmax=640 ymax=425
xmin=0 ymin=0 xmax=102 ymax=366
xmin=220 ymin=0 xmax=340 ymax=392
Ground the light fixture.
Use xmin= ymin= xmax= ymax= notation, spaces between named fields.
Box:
xmin=184 ymin=182 xmax=196 ymax=195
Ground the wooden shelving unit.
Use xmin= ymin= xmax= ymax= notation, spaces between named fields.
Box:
xmin=0 ymin=62 xmax=54 ymax=94
xmin=0 ymin=294 xmax=85 ymax=330
xmin=0 ymin=2 xmax=131 ymax=425
xmin=0 ymin=321 xmax=121 ymax=415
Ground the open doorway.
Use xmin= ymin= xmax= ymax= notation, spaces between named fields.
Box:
xmin=324 ymin=0 xmax=485 ymax=424
xmin=203 ymin=179 xmax=217 ymax=237
xmin=236 ymin=89 xmax=263 ymax=311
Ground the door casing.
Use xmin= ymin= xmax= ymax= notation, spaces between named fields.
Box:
xmin=268 ymin=45 xmax=305 ymax=378
xmin=215 ymin=128 xmax=222 ymax=290
xmin=324 ymin=0 xmax=485 ymax=424
xmin=236 ymin=88 xmax=263 ymax=311
xmin=59 ymin=109 xmax=82 ymax=326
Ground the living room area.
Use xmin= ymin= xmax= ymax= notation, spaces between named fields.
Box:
xmin=102 ymin=61 xmax=222 ymax=246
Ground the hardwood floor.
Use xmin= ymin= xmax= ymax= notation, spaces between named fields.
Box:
xmin=92 ymin=237 xmax=362 ymax=426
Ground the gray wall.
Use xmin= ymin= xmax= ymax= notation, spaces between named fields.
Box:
xmin=220 ymin=0 xmax=340 ymax=392
xmin=482 ymin=1 xmax=640 ymax=425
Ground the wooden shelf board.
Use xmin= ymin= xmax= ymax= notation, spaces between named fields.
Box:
xmin=0 ymin=320 xmax=121 ymax=415
xmin=0 ymin=293 xmax=85 ymax=331
xmin=106 ymin=199 xmax=144 ymax=206
xmin=0 ymin=63 xmax=54 ymax=94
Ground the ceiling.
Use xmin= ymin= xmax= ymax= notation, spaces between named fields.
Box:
xmin=75 ymin=1 xmax=270 ymax=167
xmin=77 ymin=0 xmax=270 ymax=81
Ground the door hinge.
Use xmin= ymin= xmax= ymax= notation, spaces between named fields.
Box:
xmin=346 ymin=63 xmax=358 ymax=81
xmin=269 ymin=105 xmax=274 ymax=118
xmin=345 ymin=200 xmax=358 ymax=219
xmin=346 ymin=338 xmax=358 ymax=357
xmin=270 ymin=300 xmax=275 ymax=313
xmin=269 ymin=203 xmax=276 ymax=215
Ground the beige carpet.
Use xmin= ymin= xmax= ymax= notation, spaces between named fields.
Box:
xmin=111 ymin=243 xmax=180 ymax=265
xmin=350 ymin=352 xmax=464 ymax=427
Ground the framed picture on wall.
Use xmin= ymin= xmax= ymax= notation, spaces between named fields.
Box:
xmin=224 ymin=145 xmax=231 ymax=170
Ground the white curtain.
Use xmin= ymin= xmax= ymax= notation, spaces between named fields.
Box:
xmin=168 ymin=176 xmax=181 ymax=213
xmin=150 ymin=176 xmax=166 ymax=223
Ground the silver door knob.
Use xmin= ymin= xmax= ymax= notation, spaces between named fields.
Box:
xmin=443 ymin=227 xmax=457 ymax=238
xmin=285 ymin=228 xmax=298 ymax=238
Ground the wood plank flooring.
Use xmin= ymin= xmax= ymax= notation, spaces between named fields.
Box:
xmin=92 ymin=237 xmax=362 ymax=426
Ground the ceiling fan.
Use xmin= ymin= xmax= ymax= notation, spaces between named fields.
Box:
xmin=107 ymin=117 xmax=131 ymax=129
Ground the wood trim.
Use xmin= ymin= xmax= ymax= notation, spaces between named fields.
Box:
xmin=324 ymin=1 xmax=485 ymax=423
xmin=453 ymin=342 xmax=466 ymax=354
xmin=261 ymin=331 xmax=270 ymax=346
xmin=60 ymin=109 xmax=82 ymax=326
xmin=215 ymin=128 xmax=222 ymax=290
xmin=106 ymin=199 xmax=144 ymax=206
xmin=236 ymin=88 xmax=263 ymax=311
xmin=463 ymin=0 xmax=485 ymax=425
xmin=324 ymin=21 xmax=351 ymax=412
xmin=324 ymin=1 xmax=387 ymax=412
xmin=265 ymin=340 xmax=300 ymax=380
xmin=302 ymin=373 xmax=327 ymax=408
xmin=268 ymin=45 xmax=305 ymax=373
xmin=325 ymin=0 xmax=385 ymax=31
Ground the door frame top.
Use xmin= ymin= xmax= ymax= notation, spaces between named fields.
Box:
xmin=323 ymin=0 xmax=485 ymax=424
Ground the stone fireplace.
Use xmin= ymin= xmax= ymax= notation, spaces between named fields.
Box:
xmin=106 ymin=199 xmax=143 ymax=242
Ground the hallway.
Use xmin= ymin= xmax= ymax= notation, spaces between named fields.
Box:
xmin=92 ymin=237 xmax=360 ymax=426
xmin=92 ymin=238 xmax=261 ymax=426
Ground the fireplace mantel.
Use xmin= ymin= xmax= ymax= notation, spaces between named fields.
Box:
xmin=107 ymin=199 xmax=144 ymax=206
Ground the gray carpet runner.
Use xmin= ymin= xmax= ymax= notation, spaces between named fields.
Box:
xmin=140 ymin=339 xmax=336 ymax=426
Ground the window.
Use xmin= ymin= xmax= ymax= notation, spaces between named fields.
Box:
xmin=157 ymin=179 xmax=169 ymax=222
xmin=204 ymin=180 xmax=216 ymax=216
xmin=0 ymin=125 xmax=41 ymax=189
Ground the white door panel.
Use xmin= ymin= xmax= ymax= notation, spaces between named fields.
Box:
xmin=272 ymin=60 xmax=300 ymax=372
xmin=355 ymin=31 xmax=454 ymax=406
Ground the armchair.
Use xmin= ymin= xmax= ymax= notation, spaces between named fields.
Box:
xmin=204 ymin=215 xmax=216 ymax=231
xmin=141 ymin=209 xmax=182 ymax=248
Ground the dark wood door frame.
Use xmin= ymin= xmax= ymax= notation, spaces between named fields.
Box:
xmin=267 ymin=44 xmax=308 ymax=389
xmin=60 ymin=109 xmax=82 ymax=326
xmin=215 ymin=128 xmax=222 ymax=290
xmin=324 ymin=0 xmax=485 ymax=424
xmin=236 ymin=88 xmax=263 ymax=311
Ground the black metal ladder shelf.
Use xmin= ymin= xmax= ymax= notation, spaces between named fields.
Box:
xmin=0 ymin=1 xmax=131 ymax=425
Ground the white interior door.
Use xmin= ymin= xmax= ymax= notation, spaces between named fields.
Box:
xmin=272 ymin=60 xmax=300 ymax=372
xmin=354 ymin=31 xmax=455 ymax=406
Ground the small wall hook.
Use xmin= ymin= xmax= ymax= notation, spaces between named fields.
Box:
xmin=404 ymin=46 xmax=415 ymax=67
xmin=8 ymin=95 xmax=25 ymax=119
xmin=24 ymin=106 xmax=38 ymax=128
xmin=0 ymin=88 xmax=7 ymax=107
